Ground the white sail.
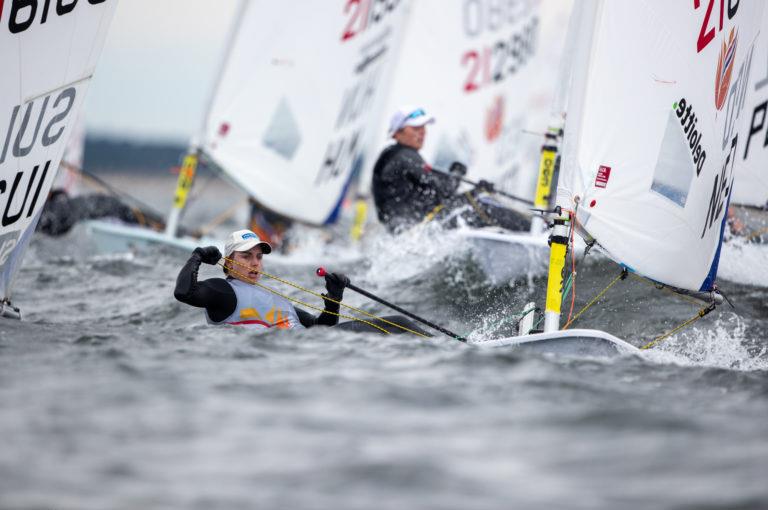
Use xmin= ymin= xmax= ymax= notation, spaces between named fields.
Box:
xmin=558 ymin=1 xmax=765 ymax=292
xmin=375 ymin=0 xmax=571 ymax=207
xmin=731 ymin=6 xmax=768 ymax=209
xmin=199 ymin=0 xmax=409 ymax=226
xmin=0 ymin=0 xmax=118 ymax=307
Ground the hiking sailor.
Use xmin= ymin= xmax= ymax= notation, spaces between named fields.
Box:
xmin=174 ymin=229 xmax=349 ymax=329
xmin=371 ymin=105 xmax=530 ymax=233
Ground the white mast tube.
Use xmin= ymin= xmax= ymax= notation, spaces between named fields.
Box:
xmin=165 ymin=0 xmax=250 ymax=238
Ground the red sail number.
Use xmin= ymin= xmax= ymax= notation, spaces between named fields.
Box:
xmin=695 ymin=0 xmax=739 ymax=53
xmin=342 ymin=0 xmax=369 ymax=41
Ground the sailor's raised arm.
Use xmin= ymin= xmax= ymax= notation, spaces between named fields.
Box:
xmin=174 ymin=246 xmax=236 ymax=322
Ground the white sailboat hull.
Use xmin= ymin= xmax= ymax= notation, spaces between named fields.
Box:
xmin=84 ymin=219 xmax=364 ymax=267
xmin=457 ymin=227 xmax=549 ymax=285
xmin=476 ymin=329 xmax=640 ymax=357
xmin=84 ymin=220 xmax=220 ymax=255
xmin=457 ymin=227 xmax=587 ymax=285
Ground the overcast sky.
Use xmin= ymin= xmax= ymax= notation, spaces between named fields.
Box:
xmin=85 ymin=0 xmax=240 ymax=143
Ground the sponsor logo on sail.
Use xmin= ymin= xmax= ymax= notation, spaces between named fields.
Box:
xmin=674 ymin=98 xmax=707 ymax=176
xmin=714 ymin=28 xmax=738 ymax=111
xmin=3 ymin=0 xmax=108 ymax=34
xmin=594 ymin=165 xmax=611 ymax=188
xmin=485 ymin=96 xmax=504 ymax=142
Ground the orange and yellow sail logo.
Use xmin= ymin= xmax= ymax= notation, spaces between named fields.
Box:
xmin=485 ymin=95 xmax=505 ymax=142
xmin=714 ymin=28 xmax=738 ymax=111
xmin=239 ymin=307 xmax=291 ymax=329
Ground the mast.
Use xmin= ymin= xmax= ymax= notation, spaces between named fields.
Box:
xmin=164 ymin=0 xmax=250 ymax=238
xmin=542 ymin=0 xmax=600 ymax=333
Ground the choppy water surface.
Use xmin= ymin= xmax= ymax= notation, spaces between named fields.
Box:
xmin=1 ymin=224 xmax=767 ymax=510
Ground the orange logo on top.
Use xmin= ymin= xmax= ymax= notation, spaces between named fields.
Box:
xmin=240 ymin=307 xmax=291 ymax=329
xmin=715 ymin=28 xmax=738 ymax=111
xmin=485 ymin=96 xmax=505 ymax=142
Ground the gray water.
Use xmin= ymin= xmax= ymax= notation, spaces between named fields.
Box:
xmin=1 ymin=177 xmax=767 ymax=509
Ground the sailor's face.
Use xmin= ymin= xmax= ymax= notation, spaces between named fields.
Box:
xmin=394 ymin=125 xmax=426 ymax=150
xmin=229 ymin=246 xmax=263 ymax=283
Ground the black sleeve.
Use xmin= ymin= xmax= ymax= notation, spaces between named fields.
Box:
xmin=397 ymin=153 xmax=459 ymax=199
xmin=295 ymin=294 xmax=341 ymax=328
xmin=174 ymin=252 xmax=237 ymax=323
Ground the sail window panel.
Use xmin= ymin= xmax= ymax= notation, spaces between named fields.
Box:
xmin=650 ymin=110 xmax=695 ymax=207
xmin=262 ymin=97 xmax=302 ymax=161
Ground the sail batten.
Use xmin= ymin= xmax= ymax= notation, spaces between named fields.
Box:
xmin=558 ymin=1 xmax=765 ymax=292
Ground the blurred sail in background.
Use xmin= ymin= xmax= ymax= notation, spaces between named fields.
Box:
xmin=0 ymin=0 xmax=119 ymax=317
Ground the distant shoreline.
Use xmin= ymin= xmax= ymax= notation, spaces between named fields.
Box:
xmin=84 ymin=136 xmax=192 ymax=175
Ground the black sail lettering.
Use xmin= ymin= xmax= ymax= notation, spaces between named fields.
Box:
xmin=87 ymin=0 xmax=107 ymax=3
xmin=40 ymin=0 xmax=51 ymax=23
xmin=701 ymin=174 xmax=719 ymax=238
xmin=0 ymin=106 xmax=19 ymax=165
xmin=42 ymin=87 xmax=76 ymax=146
xmin=744 ymin=100 xmax=767 ymax=159
xmin=13 ymin=97 xmax=48 ymax=157
xmin=2 ymin=166 xmax=37 ymax=227
xmin=56 ymin=0 xmax=77 ymax=15
xmin=9 ymin=0 xmax=37 ymax=34
xmin=26 ymin=160 xmax=50 ymax=217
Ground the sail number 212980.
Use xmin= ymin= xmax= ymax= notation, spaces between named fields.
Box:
xmin=2 ymin=0 xmax=108 ymax=34
xmin=461 ymin=17 xmax=537 ymax=94
xmin=341 ymin=0 xmax=400 ymax=42
xmin=694 ymin=0 xmax=739 ymax=53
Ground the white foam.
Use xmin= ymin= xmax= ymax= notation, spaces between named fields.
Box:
xmin=718 ymin=238 xmax=768 ymax=287
xmin=360 ymin=222 xmax=470 ymax=286
xmin=642 ymin=314 xmax=768 ymax=371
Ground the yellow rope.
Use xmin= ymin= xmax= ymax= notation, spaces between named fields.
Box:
xmin=464 ymin=191 xmax=493 ymax=225
xmin=640 ymin=305 xmax=714 ymax=350
xmin=220 ymin=257 xmax=431 ymax=338
xmin=560 ymin=267 xmax=717 ymax=347
xmin=421 ymin=204 xmax=445 ymax=224
xmin=221 ymin=262 xmax=392 ymax=334
xmin=562 ymin=271 xmax=624 ymax=330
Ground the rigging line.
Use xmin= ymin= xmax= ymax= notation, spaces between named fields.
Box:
xmin=220 ymin=262 xmax=393 ymax=335
xmin=61 ymin=162 xmax=167 ymax=228
xmin=421 ymin=204 xmax=445 ymax=224
xmin=564 ymin=208 xmax=578 ymax=325
xmin=561 ymin=274 xmax=574 ymax=310
xmin=640 ymin=304 xmax=716 ymax=350
xmin=221 ymin=257 xmax=431 ymax=338
xmin=627 ymin=273 xmax=705 ymax=307
xmin=562 ymin=269 xmax=625 ymax=330
xmin=197 ymin=196 xmax=250 ymax=236
xmin=463 ymin=191 xmax=494 ymax=225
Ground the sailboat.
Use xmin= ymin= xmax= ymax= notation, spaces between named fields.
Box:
xmin=718 ymin=5 xmax=768 ymax=287
xmin=86 ymin=0 xmax=409 ymax=261
xmin=369 ymin=0 xmax=576 ymax=284
xmin=0 ymin=0 xmax=119 ymax=319
xmin=479 ymin=0 xmax=765 ymax=353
